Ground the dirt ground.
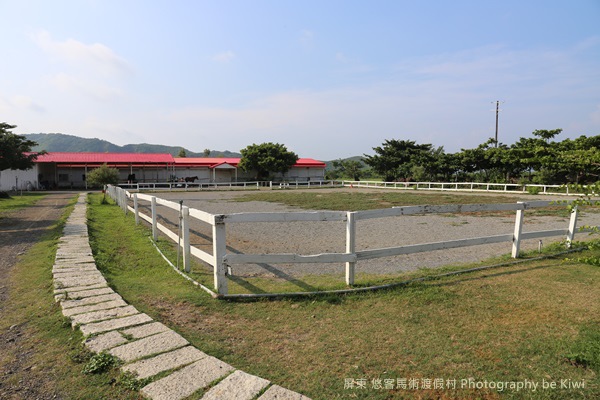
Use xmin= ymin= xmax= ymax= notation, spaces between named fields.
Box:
xmin=0 ymin=193 xmax=75 ymax=400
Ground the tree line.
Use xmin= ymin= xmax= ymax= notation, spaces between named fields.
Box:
xmin=329 ymin=129 xmax=600 ymax=185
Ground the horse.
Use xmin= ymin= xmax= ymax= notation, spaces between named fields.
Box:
xmin=184 ymin=176 xmax=199 ymax=183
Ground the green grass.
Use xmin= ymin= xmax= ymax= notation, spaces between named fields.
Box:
xmin=87 ymin=193 xmax=600 ymax=399
xmin=0 ymin=192 xmax=47 ymax=217
xmin=0 ymin=194 xmax=143 ymax=399
xmin=233 ymin=190 xmax=579 ymax=217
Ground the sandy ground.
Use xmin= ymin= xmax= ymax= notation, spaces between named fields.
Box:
xmin=141 ymin=189 xmax=600 ymax=278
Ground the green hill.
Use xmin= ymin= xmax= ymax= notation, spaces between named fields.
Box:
xmin=25 ymin=133 xmax=241 ymax=158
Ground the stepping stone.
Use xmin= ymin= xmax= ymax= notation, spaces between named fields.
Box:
xmin=121 ymin=321 xmax=170 ymax=339
xmin=202 ymin=370 xmax=270 ymax=400
xmin=54 ymin=275 xmax=107 ymax=289
xmin=60 ymin=293 xmax=122 ymax=309
xmin=122 ymin=346 xmax=207 ymax=380
xmin=258 ymin=385 xmax=312 ymax=400
xmin=61 ymin=299 xmax=128 ymax=317
xmin=84 ymin=331 xmax=128 ymax=353
xmin=61 ymin=287 xmax=114 ymax=300
xmin=54 ymin=283 xmax=107 ymax=295
xmin=70 ymin=305 xmax=139 ymax=326
xmin=80 ymin=313 xmax=153 ymax=336
xmin=109 ymin=330 xmax=189 ymax=362
xmin=141 ymin=357 xmax=234 ymax=400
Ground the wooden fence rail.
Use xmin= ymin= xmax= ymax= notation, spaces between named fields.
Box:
xmin=105 ymin=185 xmax=595 ymax=297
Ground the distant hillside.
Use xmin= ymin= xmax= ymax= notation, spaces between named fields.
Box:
xmin=25 ymin=133 xmax=241 ymax=158
xmin=324 ymin=156 xmax=367 ymax=170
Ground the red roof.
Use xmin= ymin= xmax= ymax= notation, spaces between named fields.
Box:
xmin=173 ymin=157 xmax=326 ymax=168
xmin=35 ymin=152 xmax=174 ymax=164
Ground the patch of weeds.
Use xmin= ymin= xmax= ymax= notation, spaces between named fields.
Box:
xmin=70 ymin=346 xmax=94 ymax=364
xmin=83 ymin=352 xmax=120 ymax=374
xmin=564 ymin=324 xmax=600 ymax=371
xmin=117 ymin=371 xmax=151 ymax=391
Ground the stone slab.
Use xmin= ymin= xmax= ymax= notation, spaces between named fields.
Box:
xmin=62 ymin=299 xmax=129 ymax=317
xmin=84 ymin=330 xmax=128 ymax=353
xmin=120 ymin=321 xmax=170 ymax=339
xmin=54 ymin=275 xmax=107 ymax=289
xmin=109 ymin=330 xmax=189 ymax=362
xmin=80 ymin=313 xmax=153 ymax=336
xmin=141 ymin=357 xmax=234 ymax=400
xmin=62 ymin=287 xmax=114 ymax=299
xmin=258 ymin=385 xmax=311 ymax=400
xmin=52 ymin=264 xmax=97 ymax=272
xmin=122 ymin=346 xmax=207 ymax=380
xmin=60 ymin=293 xmax=122 ymax=309
xmin=202 ymin=370 xmax=270 ymax=400
xmin=53 ymin=269 xmax=101 ymax=277
xmin=70 ymin=305 xmax=139 ymax=326
xmin=54 ymin=283 xmax=110 ymax=296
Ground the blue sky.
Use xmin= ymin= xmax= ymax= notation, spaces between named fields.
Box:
xmin=1 ymin=0 xmax=599 ymax=160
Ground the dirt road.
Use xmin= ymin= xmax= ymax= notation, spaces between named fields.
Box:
xmin=0 ymin=193 xmax=75 ymax=400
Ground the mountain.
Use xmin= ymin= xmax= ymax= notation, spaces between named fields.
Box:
xmin=25 ymin=133 xmax=241 ymax=158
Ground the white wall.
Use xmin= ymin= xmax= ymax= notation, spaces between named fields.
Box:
xmin=0 ymin=166 xmax=39 ymax=191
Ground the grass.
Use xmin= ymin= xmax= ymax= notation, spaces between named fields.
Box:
xmin=87 ymin=193 xmax=600 ymax=399
xmin=0 ymin=194 xmax=142 ymax=399
xmin=0 ymin=192 xmax=47 ymax=218
xmin=232 ymin=190 xmax=579 ymax=217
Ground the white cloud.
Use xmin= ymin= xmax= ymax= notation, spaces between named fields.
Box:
xmin=51 ymin=73 xmax=124 ymax=101
xmin=11 ymin=95 xmax=45 ymax=113
xmin=299 ymin=29 xmax=315 ymax=49
xmin=31 ymin=30 xmax=131 ymax=76
xmin=211 ymin=51 xmax=236 ymax=63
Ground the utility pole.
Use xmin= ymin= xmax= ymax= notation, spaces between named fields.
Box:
xmin=491 ymin=100 xmax=503 ymax=147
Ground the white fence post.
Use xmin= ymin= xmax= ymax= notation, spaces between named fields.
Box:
xmin=182 ymin=206 xmax=191 ymax=272
xmin=121 ymin=189 xmax=127 ymax=214
xmin=212 ymin=216 xmax=228 ymax=295
xmin=512 ymin=202 xmax=525 ymax=258
xmin=346 ymin=212 xmax=356 ymax=285
xmin=151 ymin=196 xmax=158 ymax=241
xmin=133 ymin=194 xmax=139 ymax=224
xmin=566 ymin=206 xmax=579 ymax=248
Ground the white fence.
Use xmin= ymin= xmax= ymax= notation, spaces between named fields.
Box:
xmin=106 ymin=185 xmax=595 ymax=298
xmin=341 ymin=180 xmax=586 ymax=196
xmin=118 ymin=180 xmax=340 ymax=191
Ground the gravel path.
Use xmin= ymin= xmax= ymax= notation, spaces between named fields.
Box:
xmin=148 ymin=189 xmax=600 ymax=278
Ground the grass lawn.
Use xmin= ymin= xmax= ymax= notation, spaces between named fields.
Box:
xmin=0 ymin=192 xmax=47 ymax=218
xmin=233 ymin=190 xmax=578 ymax=217
xmin=0 ymin=194 xmax=143 ymax=399
xmin=87 ymin=193 xmax=599 ymax=399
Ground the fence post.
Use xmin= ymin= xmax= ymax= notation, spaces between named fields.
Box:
xmin=133 ymin=194 xmax=139 ymax=224
xmin=346 ymin=212 xmax=356 ymax=285
xmin=121 ymin=189 xmax=127 ymax=214
xmin=212 ymin=216 xmax=228 ymax=295
xmin=151 ymin=196 xmax=158 ymax=241
xmin=512 ymin=201 xmax=525 ymax=258
xmin=182 ymin=206 xmax=191 ymax=272
xmin=566 ymin=206 xmax=579 ymax=248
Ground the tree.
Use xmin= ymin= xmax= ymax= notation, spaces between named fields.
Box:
xmin=0 ymin=123 xmax=42 ymax=172
xmin=331 ymin=159 xmax=365 ymax=180
xmin=238 ymin=142 xmax=298 ymax=181
xmin=177 ymin=148 xmax=187 ymax=157
xmin=86 ymin=164 xmax=119 ymax=202
xmin=363 ymin=139 xmax=435 ymax=182
xmin=203 ymin=148 xmax=211 ymax=157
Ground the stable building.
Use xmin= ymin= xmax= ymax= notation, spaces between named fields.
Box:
xmin=1 ymin=152 xmax=327 ymax=190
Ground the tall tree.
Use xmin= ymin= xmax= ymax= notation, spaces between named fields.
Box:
xmin=331 ymin=159 xmax=365 ymax=181
xmin=0 ymin=123 xmax=42 ymax=171
xmin=177 ymin=148 xmax=187 ymax=157
xmin=238 ymin=142 xmax=299 ymax=180
xmin=363 ymin=139 xmax=434 ymax=182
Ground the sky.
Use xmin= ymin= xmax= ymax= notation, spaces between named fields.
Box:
xmin=1 ymin=0 xmax=599 ymax=160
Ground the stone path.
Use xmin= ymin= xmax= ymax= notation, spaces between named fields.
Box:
xmin=53 ymin=194 xmax=311 ymax=400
